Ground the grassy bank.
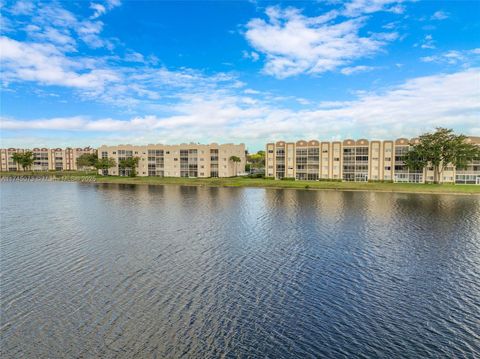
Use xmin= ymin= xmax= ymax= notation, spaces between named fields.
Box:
xmin=92 ymin=176 xmax=480 ymax=194
xmin=3 ymin=171 xmax=478 ymax=194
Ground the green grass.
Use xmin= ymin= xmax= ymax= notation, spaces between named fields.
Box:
xmin=2 ymin=171 xmax=479 ymax=194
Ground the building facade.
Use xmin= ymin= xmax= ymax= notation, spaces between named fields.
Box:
xmin=0 ymin=147 xmax=96 ymax=172
xmin=97 ymin=143 xmax=246 ymax=177
xmin=266 ymin=137 xmax=480 ymax=184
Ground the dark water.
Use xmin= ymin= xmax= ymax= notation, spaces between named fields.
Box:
xmin=1 ymin=182 xmax=480 ymax=358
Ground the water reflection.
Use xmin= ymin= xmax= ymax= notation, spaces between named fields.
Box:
xmin=1 ymin=183 xmax=479 ymax=358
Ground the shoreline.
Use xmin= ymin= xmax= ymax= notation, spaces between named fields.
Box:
xmin=90 ymin=177 xmax=480 ymax=196
xmin=1 ymin=172 xmax=479 ymax=195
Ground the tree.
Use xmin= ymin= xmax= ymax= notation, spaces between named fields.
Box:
xmin=404 ymin=128 xmax=480 ymax=184
xmin=76 ymin=153 xmax=97 ymax=172
xmin=11 ymin=151 xmax=34 ymax=172
xmin=229 ymin=155 xmax=241 ymax=176
xmin=119 ymin=157 xmax=140 ymax=177
xmin=95 ymin=157 xmax=116 ymax=175
xmin=247 ymin=151 xmax=265 ymax=173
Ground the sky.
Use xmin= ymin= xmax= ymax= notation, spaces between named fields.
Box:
xmin=0 ymin=0 xmax=479 ymax=151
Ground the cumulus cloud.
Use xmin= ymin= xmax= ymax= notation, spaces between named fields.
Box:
xmin=3 ymin=68 xmax=479 ymax=149
xmin=244 ymin=6 xmax=398 ymax=78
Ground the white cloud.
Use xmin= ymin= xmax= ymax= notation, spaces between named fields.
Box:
xmin=244 ymin=89 xmax=261 ymax=95
xmin=242 ymin=50 xmax=260 ymax=62
xmin=420 ymin=48 xmax=480 ymax=66
xmin=124 ymin=51 xmax=145 ymax=63
xmin=10 ymin=0 xmax=34 ymax=15
xmin=0 ymin=34 xmax=234 ymax=108
xmin=0 ymin=36 xmax=119 ymax=89
xmin=8 ymin=1 xmax=115 ymax=50
xmin=342 ymin=0 xmax=405 ymax=17
xmin=26 ymin=25 xmax=77 ymax=51
xmin=3 ymin=68 xmax=479 ymax=149
xmin=419 ymin=34 xmax=435 ymax=49
xmin=106 ymin=0 xmax=122 ymax=8
xmin=244 ymin=6 xmax=398 ymax=78
xmin=1 ymin=0 xmax=243 ymax=109
xmin=90 ymin=0 xmax=121 ymax=19
xmin=431 ymin=11 xmax=449 ymax=20
xmin=90 ymin=3 xmax=107 ymax=19
xmin=340 ymin=65 xmax=376 ymax=75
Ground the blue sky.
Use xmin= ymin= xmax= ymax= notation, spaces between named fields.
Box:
xmin=1 ymin=0 xmax=479 ymax=151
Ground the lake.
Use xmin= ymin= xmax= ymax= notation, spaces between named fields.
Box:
xmin=1 ymin=182 xmax=479 ymax=358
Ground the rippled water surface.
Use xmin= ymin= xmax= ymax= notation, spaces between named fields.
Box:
xmin=1 ymin=182 xmax=480 ymax=358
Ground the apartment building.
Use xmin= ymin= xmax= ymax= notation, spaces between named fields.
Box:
xmin=97 ymin=143 xmax=246 ymax=177
xmin=266 ymin=137 xmax=480 ymax=184
xmin=0 ymin=147 xmax=96 ymax=172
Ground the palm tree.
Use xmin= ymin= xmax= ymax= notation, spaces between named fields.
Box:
xmin=229 ymin=155 xmax=241 ymax=176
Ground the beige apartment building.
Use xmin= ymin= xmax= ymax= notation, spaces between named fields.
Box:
xmin=97 ymin=143 xmax=246 ymax=177
xmin=0 ymin=147 xmax=96 ymax=172
xmin=266 ymin=137 xmax=480 ymax=184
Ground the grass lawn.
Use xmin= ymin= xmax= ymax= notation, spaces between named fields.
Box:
xmin=2 ymin=171 xmax=479 ymax=194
